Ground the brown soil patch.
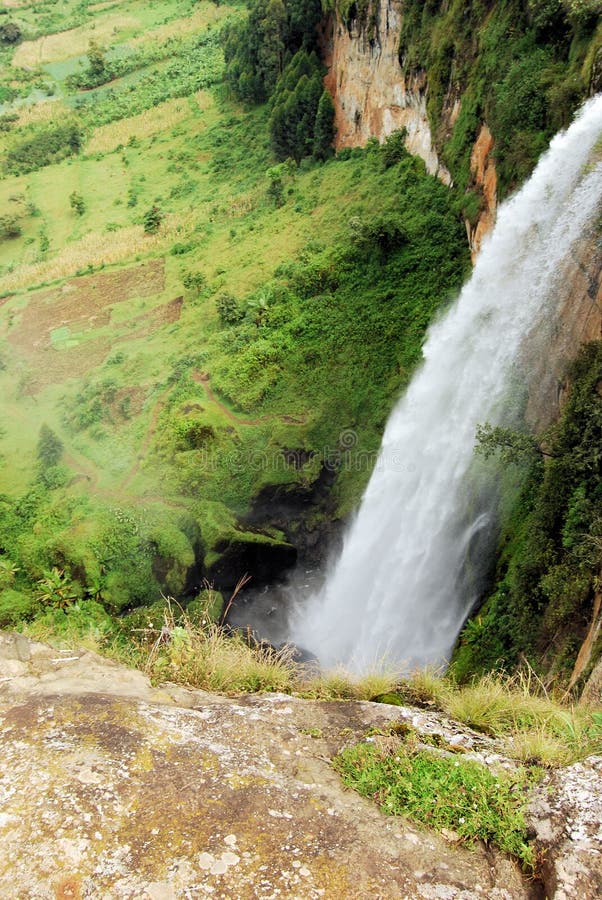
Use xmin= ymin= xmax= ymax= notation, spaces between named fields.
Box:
xmin=7 ymin=260 xmax=165 ymax=391
xmin=117 ymin=295 xmax=183 ymax=343
xmin=107 ymin=386 xmax=149 ymax=424
xmin=10 ymin=260 xmax=165 ymax=354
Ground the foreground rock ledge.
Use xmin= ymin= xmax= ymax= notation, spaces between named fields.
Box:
xmin=0 ymin=633 xmax=600 ymax=899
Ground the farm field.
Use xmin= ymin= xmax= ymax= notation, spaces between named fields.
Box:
xmin=0 ymin=0 xmax=468 ymax=628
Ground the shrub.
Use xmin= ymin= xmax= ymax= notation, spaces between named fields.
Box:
xmin=69 ymin=191 xmax=86 ymax=216
xmin=37 ymin=424 xmax=63 ymax=469
xmin=0 ymin=215 xmax=22 ymax=239
xmin=0 ymin=21 xmax=22 ymax=44
xmin=216 ymin=292 xmax=244 ymax=325
xmin=143 ymin=205 xmax=163 ymax=234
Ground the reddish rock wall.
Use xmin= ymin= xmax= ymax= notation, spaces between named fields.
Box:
xmin=322 ymin=0 xmax=451 ymax=184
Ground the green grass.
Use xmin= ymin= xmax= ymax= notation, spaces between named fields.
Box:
xmin=333 ymin=735 xmax=538 ymax=870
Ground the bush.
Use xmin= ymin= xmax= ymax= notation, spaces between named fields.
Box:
xmin=37 ymin=425 xmax=63 ymax=469
xmin=0 ymin=21 xmax=22 ymax=44
xmin=216 ymin=292 xmax=244 ymax=325
xmin=0 ymin=215 xmax=22 ymax=239
xmin=69 ymin=191 xmax=86 ymax=216
xmin=143 ymin=205 xmax=163 ymax=234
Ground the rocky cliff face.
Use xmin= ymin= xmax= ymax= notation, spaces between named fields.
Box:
xmin=323 ymin=1 xmax=600 ymax=425
xmin=322 ymin=0 xmax=451 ymax=184
xmin=466 ymin=123 xmax=498 ymax=261
xmin=322 ymin=0 xmax=499 ymax=246
xmin=525 ymin=226 xmax=602 ymax=431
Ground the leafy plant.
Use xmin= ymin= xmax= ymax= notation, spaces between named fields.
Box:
xmin=143 ymin=205 xmax=163 ymax=234
xmin=36 ymin=567 xmax=80 ymax=610
xmin=69 ymin=191 xmax=86 ymax=216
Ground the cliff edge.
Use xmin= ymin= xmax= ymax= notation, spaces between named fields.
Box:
xmin=1 ymin=632 xmax=601 ymax=899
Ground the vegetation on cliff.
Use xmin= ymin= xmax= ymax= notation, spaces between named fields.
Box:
xmin=454 ymin=341 xmax=602 ymax=687
xmin=0 ymin=0 xmax=600 ymax=696
xmin=393 ymin=0 xmax=601 ymax=200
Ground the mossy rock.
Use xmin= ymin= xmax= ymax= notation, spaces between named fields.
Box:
xmin=187 ymin=588 xmax=224 ymax=624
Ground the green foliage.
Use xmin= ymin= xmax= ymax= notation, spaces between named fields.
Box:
xmin=143 ymin=205 xmax=163 ymax=234
xmin=0 ymin=214 xmax=22 ymax=239
xmin=5 ymin=122 xmax=83 ymax=175
xmin=0 ymin=589 xmax=37 ymax=627
xmin=0 ymin=21 xmax=22 ymax=44
xmin=380 ymin=129 xmax=409 ymax=169
xmin=269 ymin=51 xmax=330 ymax=163
xmin=216 ymin=292 xmax=244 ymax=325
xmin=224 ymin=0 xmax=322 ymax=102
xmin=397 ymin=0 xmax=597 ymax=196
xmin=182 ymin=270 xmax=207 ymax=293
xmin=37 ymin=425 xmax=63 ymax=470
xmin=36 ymin=566 xmax=80 ymax=609
xmin=475 ymin=422 xmax=544 ymax=466
xmin=0 ymin=112 xmax=18 ymax=133
xmin=313 ymin=88 xmax=336 ymax=160
xmin=333 ymin=737 xmax=537 ymax=869
xmin=74 ymin=33 xmax=224 ymax=129
xmin=454 ymin=342 xmax=602 ymax=680
xmin=69 ymin=191 xmax=86 ymax=216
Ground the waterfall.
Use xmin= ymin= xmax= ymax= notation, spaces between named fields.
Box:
xmin=289 ymin=95 xmax=602 ymax=672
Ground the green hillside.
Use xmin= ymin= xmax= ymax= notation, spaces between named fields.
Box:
xmin=0 ymin=0 xmax=467 ymax=637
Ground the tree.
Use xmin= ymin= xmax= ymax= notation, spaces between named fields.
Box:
xmin=87 ymin=41 xmax=107 ymax=79
xmin=269 ymin=52 xmax=325 ymax=163
xmin=143 ymin=205 xmax=163 ymax=234
xmin=69 ymin=191 xmax=85 ymax=216
xmin=474 ymin=422 xmax=550 ymax=465
xmin=224 ymin=0 xmax=323 ymax=104
xmin=256 ymin=0 xmax=287 ymax=97
xmin=37 ymin=424 xmax=63 ymax=469
xmin=0 ymin=22 xmax=22 ymax=44
xmin=313 ymin=90 xmax=336 ymax=160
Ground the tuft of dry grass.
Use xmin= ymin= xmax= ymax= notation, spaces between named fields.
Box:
xmin=144 ymin=600 xmax=298 ymax=695
xmin=397 ymin=667 xmax=451 ymax=708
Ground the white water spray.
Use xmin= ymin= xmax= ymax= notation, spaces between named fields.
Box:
xmin=290 ymin=95 xmax=602 ymax=672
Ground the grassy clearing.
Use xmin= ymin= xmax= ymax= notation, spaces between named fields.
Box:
xmin=83 ymin=96 xmax=197 ymax=154
xmin=13 ymin=13 xmax=141 ymax=67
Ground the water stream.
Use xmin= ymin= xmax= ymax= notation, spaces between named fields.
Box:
xmin=287 ymin=95 xmax=602 ymax=672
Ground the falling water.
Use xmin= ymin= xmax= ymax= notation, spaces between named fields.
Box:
xmin=289 ymin=95 xmax=602 ymax=672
